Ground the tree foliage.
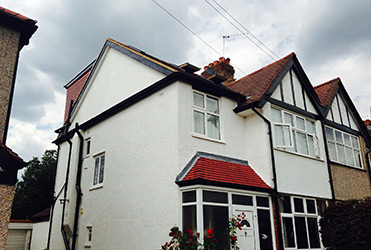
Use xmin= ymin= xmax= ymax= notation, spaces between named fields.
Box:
xmin=320 ymin=197 xmax=371 ymax=250
xmin=11 ymin=149 xmax=57 ymax=219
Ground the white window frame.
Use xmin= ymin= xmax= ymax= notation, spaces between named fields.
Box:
xmin=280 ymin=195 xmax=323 ymax=250
xmin=93 ymin=153 xmax=105 ymax=186
xmin=325 ymin=126 xmax=363 ymax=168
xmin=85 ymin=138 xmax=91 ymax=156
xmin=272 ymin=107 xmax=319 ymax=158
xmin=192 ymin=91 xmax=221 ymax=141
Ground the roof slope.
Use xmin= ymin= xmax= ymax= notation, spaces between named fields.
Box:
xmin=314 ymin=77 xmax=339 ymax=107
xmin=176 ymin=152 xmax=271 ymax=190
xmin=226 ymin=53 xmax=294 ymax=107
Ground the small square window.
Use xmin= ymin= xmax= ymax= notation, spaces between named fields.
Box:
xmin=182 ymin=191 xmax=196 ymax=203
xmin=203 ymin=190 xmax=227 ymax=203
xmin=256 ymin=196 xmax=270 ymax=207
xmin=86 ymin=140 xmax=91 ymax=155
xmin=294 ymin=198 xmax=304 ymax=213
xmin=232 ymin=194 xmax=253 ymax=206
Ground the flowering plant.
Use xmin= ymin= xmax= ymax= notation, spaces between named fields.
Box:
xmin=161 ymin=227 xmax=217 ymax=250
xmin=227 ymin=212 xmax=246 ymax=250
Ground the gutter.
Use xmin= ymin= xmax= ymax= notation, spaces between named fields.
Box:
xmin=71 ymin=124 xmax=84 ymax=250
xmin=251 ymin=107 xmax=284 ymax=250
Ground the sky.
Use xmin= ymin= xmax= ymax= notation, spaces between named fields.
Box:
xmin=1 ymin=0 xmax=371 ymax=163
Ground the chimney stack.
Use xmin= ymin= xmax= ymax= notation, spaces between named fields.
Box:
xmin=201 ymin=57 xmax=235 ymax=84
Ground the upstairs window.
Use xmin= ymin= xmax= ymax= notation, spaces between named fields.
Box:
xmin=272 ymin=108 xmax=318 ymax=158
xmin=93 ymin=154 xmax=105 ymax=185
xmin=325 ymin=127 xmax=362 ymax=168
xmin=193 ymin=91 xmax=220 ymax=140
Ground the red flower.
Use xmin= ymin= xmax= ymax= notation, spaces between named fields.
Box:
xmin=207 ymin=228 xmax=213 ymax=235
xmin=207 ymin=235 xmax=210 ymax=239
xmin=188 ymin=229 xmax=193 ymax=236
xmin=232 ymin=236 xmax=237 ymax=241
xmin=197 ymin=232 xmax=200 ymax=237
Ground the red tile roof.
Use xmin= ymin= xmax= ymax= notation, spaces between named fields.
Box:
xmin=0 ymin=6 xmax=31 ymax=21
xmin=314 ymin=78 xmax=339 ymax=107
xmin=179 ymin=157 xmax=271 ymax=190
xmin=226 ymin=53 xmax=294 ymax=107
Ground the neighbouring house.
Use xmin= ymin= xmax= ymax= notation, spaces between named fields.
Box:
xmin=6 ymin=219 xmax=33 ymax=250
xmin=48 ymin=38 xmax=371 ymax=250
xmin=0 ymin=6 xmax=37 ymax=249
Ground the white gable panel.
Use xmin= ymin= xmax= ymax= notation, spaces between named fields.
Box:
xmin=71 ymin=47 xmax=165 ymax=125
xmin=331 ymin=95 xmax=342 ymax=124
xmin=326 ymin=111 xmax=333 ymax=122
xmin=338 ymin=95 xmax=350 ymax=127
xmin=349 ymin=112 xmax=359 ymax=131
xmin=292 ymin=71 xmax=305 ymax=109
xmin=281 ymin=72 xmax=294 ymax=105
xmin=271 ymin=82 xmax=282 ymax=101
xmin=304 ymin=92 xmax=317 ymax=114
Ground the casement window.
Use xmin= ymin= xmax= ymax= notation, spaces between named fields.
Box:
xmin=181 ymin=189 xmax=274 ymax=250
xmin=93 ymin=154 xmax=105 ymax=185
xmin=280 ymin=195 xmax=325 ymax=249
xmin=272 ymin=108 xmax=318 ymax=158
xmin=325 ymin=127 xmax=362 ymax=168
xmin=193 ymin=91 xmax=221 ymax=140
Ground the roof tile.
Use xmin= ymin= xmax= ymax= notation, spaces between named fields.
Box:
xmin=313 ymin=78 xmax=339 ymax=107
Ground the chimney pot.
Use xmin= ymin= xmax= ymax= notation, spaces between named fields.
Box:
xmin=219 ymin=57 xmax=225 ymax=62
xmin=225 ymin=58 xmax=230 ymax=64
xmin=214 ymin=60 xmax=219 ymax=65
xmin=204 ymin=66 xmax=208 ymax=71
xmin=208 ymin=63 xmax=213 ymax=67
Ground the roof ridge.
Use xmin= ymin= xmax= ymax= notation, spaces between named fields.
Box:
xmin=314 ymin=77 xmax=340 ymax=89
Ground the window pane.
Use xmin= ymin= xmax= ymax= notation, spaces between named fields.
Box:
xmin=203 ymin=191 xmax=228 ymax=203
xmin=345 ymin=147 xmax=354 ymax=166
xmin=296 ymin=117 xmax=305 ymax=130
xmin=93 ymin=157 xmax=99 ymax=185
xmin=294 ymin=198 xmax=304 ymax=213
xmin=280 ymin=195 xmax=292 ymax=213
xmin=325 ymin=127 xmax=334 ymax=141
xmin=275 ymin=125 xmax=291 ymax=146
xmin=295 ymin=217 xmax=309 ymax=249
xmin=282 ymin=217 xmax=295 ymax=248
xmin=335 ymin=130 xmax=343 ymax=143
xmin=193 ymin=92 xmax=204 ymax=108
xmin=207 ymin=96 xmax=219 ymax=114
xmin=271 ymin=108 xmax=282 ymax=123
xmin=343 ymin=134 xmax=351 ymax=146
xmin=306 ymin=121 xmax=315 ymax=134
xmin=354 ymin=150 xmax=361 ymax=167
xmin=352 ymin=136 xmax=360 ymax=149
xmin=207 ymin=114 xmax=220 ymax=140
xmin=308 ymin=135 xmax=315 ymax=157
xmin=306 ymin=200 xmax=316 ymax=214
xmin=183 ymin=191 xmax=196 ymax=203
xmin=297 ymin=132 xmax=308 ymax=155
xmin=258 ymin=209 xmax=273 ymax=250
xmin=317 ymin=200 xmax=327 ymax=216
xmin=86 ymin=140 xmax=91 ymax=155
xmin=257 ymin=196 xmax=269 ymax=207
xmin=284 ymin=113 xmax=294 ymax=126
xmin=328 ymin=142 xmax=337 ymax=161
xmin=337 ymin=144 xmax=346 ymax=164
xmin=307 ymin=218 xmax=320 ymax=248
xmin=203 ymin=205 xmax=229 ymax=250
xmin=99 ymin=155 xmax=105 ymax=183
xmin=232 ymin=194 xmax=253 ymax=206
xmin=193 ymin=111 xmax=205 ymax=135
xmin=183 ymin=205 xmax=196 ymax=233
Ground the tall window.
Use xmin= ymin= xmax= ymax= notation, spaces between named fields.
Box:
xmin=280 ymin=195 xmax=323 ymax=249
xmin=93 ymin=154 xmax=105 ymax=185
xmin=325 ymin=127 xmax=362 ymax=168
xmin=272 ymin=108 xmax=318 ymax=158
xmin=193 ymin=91 xmax=220 ymax=140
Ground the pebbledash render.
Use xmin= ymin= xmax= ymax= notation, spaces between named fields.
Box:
xmin=47 ymin=38 xmax=371 ymax=250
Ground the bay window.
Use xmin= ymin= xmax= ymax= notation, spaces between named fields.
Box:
xmin=325 ymin=127 xmax=362 ymax=168
xmin=272 ymin=108 xmax=318 ymax=158
xmin=193 ymin=91 xmax=220 ymax=140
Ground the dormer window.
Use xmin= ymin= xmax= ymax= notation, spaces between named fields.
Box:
xmin=193 ymin=91 xmax=220 ymax=140
xmin=272 ymin=107 xmax=319 ymax=158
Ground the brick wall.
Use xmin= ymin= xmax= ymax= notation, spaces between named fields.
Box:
xmin=0 ymin=24 xmax=21 ymax=143
xmin=0 ymin=185 xmax=15 ymax=249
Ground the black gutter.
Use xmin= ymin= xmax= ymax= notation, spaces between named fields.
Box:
xmin=61 ymin=139 xmax=73 ymax=250
xmin=251 ymin=107 xmax=284 ymax=250
xmin=71 ymin=124 xmax=84 ymax=250
xmin=46 ymin=145 xmax=60 ymax=249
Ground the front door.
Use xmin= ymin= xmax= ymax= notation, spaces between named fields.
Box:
xmin=232 ymin=207 xmax=256 ymax=250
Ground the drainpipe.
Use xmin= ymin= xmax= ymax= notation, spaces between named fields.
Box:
xmin=365 ymin=149 xmax=371 ymax=186
xmin=61 ymin=138 xmax=73 ymax=250
xmin=251 ymin=107 xmax=284 ymax=250
xmin=46 ymin=145 xmax=60 ymax=249
xmin=71 ymin=123 xmax=84 ymax=250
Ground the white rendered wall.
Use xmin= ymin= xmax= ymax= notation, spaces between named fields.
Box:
xmin=71 ymin=46 xmax=166 ymax=125
xmin=30 ymin=221 xmax=49 ymax=250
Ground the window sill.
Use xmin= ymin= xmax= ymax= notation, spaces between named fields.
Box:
xmin=274 ymin=147 xmax=324 ymax=162
xmin=329 ymin=161 xmax=365 ymax=171
xmin=89 ymin=183 xmax=103 ymax=191
xmin=84 ymin=242 xmax=91 ymax=248
xmin=192 ymin=134 xmax=225 ymax=144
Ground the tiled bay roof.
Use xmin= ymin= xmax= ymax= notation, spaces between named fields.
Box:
xmin=226 ymin=53 xmax=294 ymax=108
xmin=176 ymin=152 xmax=271 ymax=190
xmin=314 ymin=77 xmax=339 ymax=107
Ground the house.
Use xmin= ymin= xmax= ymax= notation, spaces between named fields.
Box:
xmin=0 ymin=6 xmax=37 ymax=249
xmin=48 ymin=38 xmax=371 ymax=250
